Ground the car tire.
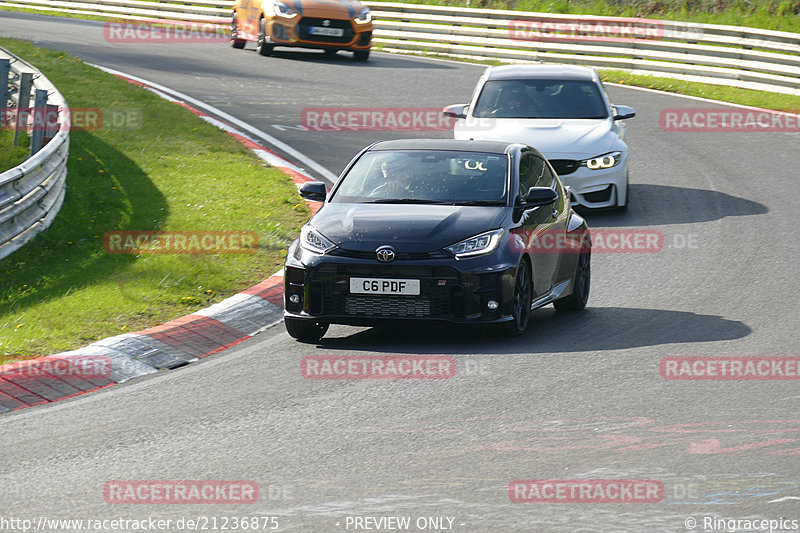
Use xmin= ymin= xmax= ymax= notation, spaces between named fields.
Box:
xmin=256 ymin=19 xmax=274 ymax=56
xmin=285 ymin=317 xmax=329 ymax=343
xmin=231 ymin=13 xmax=246 ymax=49
xmin=503 ymin=260 xmax=532 ymax=337
xmin=553 ymin=247 xmax=590 ymax=311
xmin=353 ymin=50 xmax=370 ymax=61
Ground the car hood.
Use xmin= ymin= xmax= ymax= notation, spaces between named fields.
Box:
xmin=286 ymin=0 xmax=363 ymax=18
xmin=312 ymin=203 xmax=506 ymax=252
xmin=456 ymin=118 xmax=615 ymax=158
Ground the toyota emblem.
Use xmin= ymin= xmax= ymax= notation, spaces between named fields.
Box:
xmin=376 ymin=246 xmax=395 ymax=262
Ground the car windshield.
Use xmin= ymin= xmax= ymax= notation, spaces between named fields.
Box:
xmin=472 ymin=79 xmax=609 ymax=119
xmin=330 ymin=150 xmax=509 ymax=205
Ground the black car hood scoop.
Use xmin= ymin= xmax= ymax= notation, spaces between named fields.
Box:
xmin=314 ymin=203 xmax=506 ymax=253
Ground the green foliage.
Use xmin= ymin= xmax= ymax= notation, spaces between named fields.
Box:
xmin=0 ymin=37 xmax=309 ymax=360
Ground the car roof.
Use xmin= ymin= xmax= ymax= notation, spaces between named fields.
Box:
xmin=368 ymin=138 xmax=522 ymax=154
xmin=484 ymin=64 xmax=598 ymax=82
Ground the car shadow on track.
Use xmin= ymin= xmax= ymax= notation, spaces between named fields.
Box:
xmin=260 ymin=49 xmax=459 ymax=69
xmin=314 ymin=306 xmax=750 ymax=355
xmin=578 ymin=184 xmax=768 ymax=227
xmin=0 ymin=134 xmax=166 ymax=314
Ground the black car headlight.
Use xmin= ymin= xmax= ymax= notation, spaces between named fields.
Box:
xmin=581 ymin=151 xmax=622 ymax=170
xmin=354 ymin=7 xmax=371 ymax=23
xmin=300 ymin=225 xmax=336 ymax=254
xmin=445 ymin=229 xmax=503 ymax=259
xmin=273 ymin=1 xmax=298 ymax=17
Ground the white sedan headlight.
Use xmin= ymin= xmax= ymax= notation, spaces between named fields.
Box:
xmin=581 ymin=151 xmax=622 ymax=170
xmin=300 ymin=225 xmax=336 ymax=254
xmin=445 ymin=229 xmax=503 ymax=259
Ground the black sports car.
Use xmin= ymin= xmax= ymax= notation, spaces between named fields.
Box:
xmin=283 ymin=139 xmax=591 ymax=342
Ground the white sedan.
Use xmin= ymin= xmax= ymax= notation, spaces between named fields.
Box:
xmin=445 ymin=64 xmax=635 ymax=210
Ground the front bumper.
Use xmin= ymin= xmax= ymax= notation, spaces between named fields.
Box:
xmin=283 ymin=243 xmax=519 ymax=326
xmin=560 ymin=162 xmax=628 ymax=209
xmin=269 ymin=17 xmax=372 ymax=50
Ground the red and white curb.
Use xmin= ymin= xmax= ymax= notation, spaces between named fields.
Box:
xmin=0 ymin=68 xmax=327 ymax=413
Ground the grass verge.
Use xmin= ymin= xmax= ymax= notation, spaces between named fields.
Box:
xmin=0 ymin=36 xmax=309 ymax=362
xmin=599 ymin=69 xmax=800 ymax=114
xmin=0 ymin=129 xmax=29 ymax=171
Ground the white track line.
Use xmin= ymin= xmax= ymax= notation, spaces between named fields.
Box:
xmin=88 ymin=63 xmax=339 ymax=183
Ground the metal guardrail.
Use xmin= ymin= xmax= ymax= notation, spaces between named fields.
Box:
xmin=0 ymin=0 xmax=229 ymax=23
xmin=1 ymin=0 xmax=798 ymax=95
xmin=366 ymin=2 xmax=800 ymax=95
xmin=0 ymin=47 xmax=70 ymax=261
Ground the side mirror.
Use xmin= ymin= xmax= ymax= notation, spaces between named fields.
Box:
xmin=299 ymin=181 xmax=327 ymax=202
xmin=523 ymin=186 xmax=557 ymax=207
xmin=442 ymin=104 xmax=468 ymax=119
xmin=613 ymin=105 xmax=636 ymax=120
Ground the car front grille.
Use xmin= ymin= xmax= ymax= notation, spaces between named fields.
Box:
xmin=297 ymin=17 xmax=355 ymax=43
xmin=328 ymin=249 xmax=451 ymax=261
xmin=345 ymin=295 xmax=432 ymax=317
xmin=316 ymin=264 xmax=459 ymax=278
xmin=313 ymin=264 xmax=462 ymax=318
xmin=583 ymin=185 xmax=613 ymax=203
xmin=549 ymin=159 xmax=580 ymax=176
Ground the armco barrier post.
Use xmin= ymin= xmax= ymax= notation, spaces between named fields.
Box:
xmin=14 ymin=72 xmax=33 ymax=147
xmin=44 ymin=103 xmax=59 ymax=145
xmin=29 ymin=88 xmax=47 ymax=156
xmin=0 ymin=58 xmax=9 ymax=129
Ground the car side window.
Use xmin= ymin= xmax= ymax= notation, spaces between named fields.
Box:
xmin=519 ymin=153 xmax=552 ymax=199
xmin=536 ymin=156 xmax=556 ymax=188
xmin=518 ymin=153 xmax=539 ymax=198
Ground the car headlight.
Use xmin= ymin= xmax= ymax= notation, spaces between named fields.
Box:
xmin=300 ymin=225 xmax=336 ymax=254
xmin=581 ymin=151 xmax=622 ymax=170
xmin=445 ymin=229 xmax=503 ymax=259
xmin=273 ymin=1 xmax=298 ymax=17
xmin=354 ymin=7 xmax=371 ymax=23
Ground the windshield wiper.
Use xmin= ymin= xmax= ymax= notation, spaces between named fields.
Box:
xmin=367 ymin=198 xmax=450 ymax=204
xmin=451 ymin=200 xmax=506 ymax=206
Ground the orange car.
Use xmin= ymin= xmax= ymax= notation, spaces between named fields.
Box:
xmin=231 ymin=0 xmax=373 ymax=60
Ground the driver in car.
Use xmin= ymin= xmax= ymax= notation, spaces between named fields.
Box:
xmin=492 ymin=87 xmax=532 ymax=118
xmin=369 ymin=159 xmax=417 ymax=198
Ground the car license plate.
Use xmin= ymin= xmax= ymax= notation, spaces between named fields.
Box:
xmin=310 ymin=26 xmax=344 ymax=37
xmin=350 ymin=278 xmax=420 ymax=296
